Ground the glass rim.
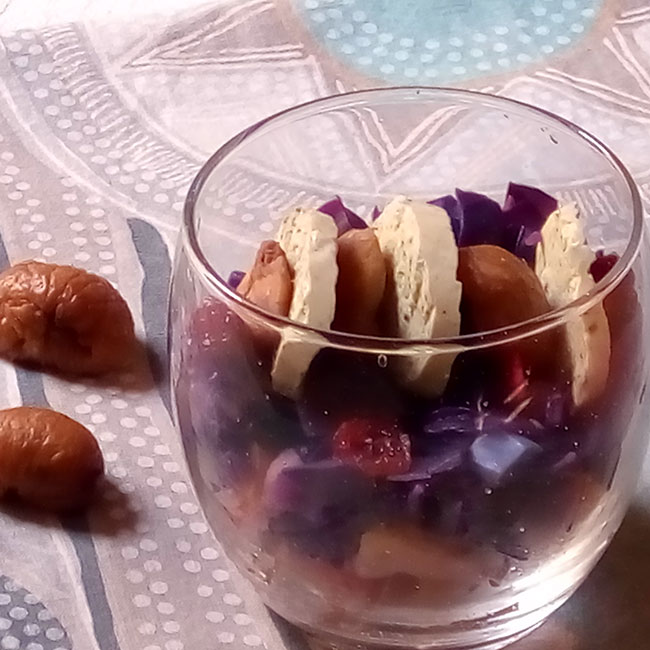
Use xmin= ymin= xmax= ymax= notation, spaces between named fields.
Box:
xmin=182 ymin=86 xmax=644 ymax=353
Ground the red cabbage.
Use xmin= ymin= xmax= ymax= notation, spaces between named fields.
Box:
xmin=428 ymin=194 xmax=462 ymax=243
xmin=428 ymin=183 xmax=557 ymax=262
xmin=263 ymin=452 xmax=374 ymax=562
xmin=318 ymin=195 xmax=367 ymax=235
xmin=389 ymin=441 xmax=465 ymax=481
xmin=371 ymin=205 xmax=381 ymax=221
xmin=502 ymin=183 xmax=558 ymax=264
xmin=470 ymin=432 xmax=542 ymax=486
xmin=590 ymin=250 xmax=619 ymax=282
xmin=455 ymin=188 xmax=504 ymax=247
xmin=227 ymin=270 xmax=245 ymax=289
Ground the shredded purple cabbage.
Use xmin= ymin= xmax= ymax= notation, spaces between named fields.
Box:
xmin=318 ymin=196 xmax=367 ymax=236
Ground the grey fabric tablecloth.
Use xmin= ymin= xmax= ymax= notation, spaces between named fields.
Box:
xmin=0 ymin=1 xmax=648 ymax=649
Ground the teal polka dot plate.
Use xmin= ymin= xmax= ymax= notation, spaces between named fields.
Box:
xmin=294 ymin=0 xmax=604 ymax=84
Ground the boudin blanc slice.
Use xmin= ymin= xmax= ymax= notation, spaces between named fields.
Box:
xmin=271 ymin=208 xmax=338 ymax=398
xmin=373 ymin=197 xmax=462 ymax=396
xmin=535 ymin=202 xmax=611 ymax=408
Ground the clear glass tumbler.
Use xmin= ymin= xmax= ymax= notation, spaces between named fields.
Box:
xmin=169 ymin=88 xmax=650 ymax=649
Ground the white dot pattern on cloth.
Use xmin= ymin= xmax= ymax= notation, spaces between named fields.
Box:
xmin=0 ymin=576 xmax=71 ymax=649
xmin=296 ymin=0 xmax=602 ymax=83
xmin=0 ymin=7 xmax=638 ymax=650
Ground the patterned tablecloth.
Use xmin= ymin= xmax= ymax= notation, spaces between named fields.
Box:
xmin=0 ymin=1 xmax=649 ymax=649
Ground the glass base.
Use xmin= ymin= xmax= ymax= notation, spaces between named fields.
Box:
xmin=265 ymin=584 xmax=576 ymax=650
xmin=276 ymin=604 xmax=558 ymax=650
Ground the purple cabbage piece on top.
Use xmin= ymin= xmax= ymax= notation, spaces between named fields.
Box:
xmin=502 ymin=182 xmax=558 ymax=264
xmin=227 ymin=270 xmax=245 ymax=290
xmin=429 ymin=183 xmax=557 ymax=263
xmin=318 ymin=195 xmax=367 ymax=236
xmin=455 ymin=189 xmax=504 ymax=247
xmin=428 ymin=195 xmax=462 ymax=243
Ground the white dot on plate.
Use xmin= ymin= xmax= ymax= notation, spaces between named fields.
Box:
xmin=129 ymin=436 xmax=146 ymax=448
xmin=121 ymin=417 xmax=137 ymax=428
xmin=163 ymin=462 xmax=180 ymax=473
xmin=157 ymin=602 xmax=175 ymax=615
xmin=111 ymin=399 xmax=128 ymax=409
xmin=22 ymin=623 xmax=40 ymax=636
xmin=165 ymin=641 xmax=183 ymax=650
xmin=163 ymin=621 xmax=180 ymax=634
xmin=180 ymin=502 xmax=199 ymax=515
xmin=197 ymin=585 xmax=213 ymax=598
xmin=155 ymin=495 xmax=172 ymax=508
xmin=206 ymin=611 xmax=224 ymax=623
xmin=91 ymin=412 xmax=107 ymax=424
xmin=223 ymin=593 xmax=242 ymax=606
xmin=167 ymin=518 xmax=184 ymax=529
xmin=75 ymin=404 xmax=91 ymax=414
xmin=212 ymin=569 xmax=230 ymax=583
xmin=138 ymin=622 xmax=156 ymax=635
xmin=45 ymin=627 xmax=64 ymax=641
xmin=138 ymin=456 xmax=154 ymax=468
xmin=183 ymin=560 xmax=201 ymax=573
xmin=100 ymin=265 xmax=116 ymax=275
xmin=135 ymin=406 xmax=151 ymax=417
xmin=234 ymin=613 xmax=252 ymax=626
xmin=243 ymin=635 xmax=262 ymax=646
xmin=200 ymin=547 xmax=219 ymax=560
xmin=0 ymin=619 xmax=10 ymax=631
xmin=110 ymin=465 xmax=127 ymax=479
xmin=190 ymin=521 xmax=208 ymax=534
xmin=171 ymin=482 xmax=187 ymax=494
xmin=126 ymin=570 xmax=144 ymax=584
xmin=140 ymin=538 xmax=158 ymax=552
xmin=133 ymin=594 xmax=151 ymax=608
xmin=218 ymin=632 xmax=234 ymax=644
xmin=154 ymin=445 xmax=170 ymax=456
xmin=149 ymin=581 xmax=168 ymax=595
xmin=145 ymin=426 xmax=160 ymax=437
xmin=144 ymin=560 xmax=162 ymax=572
xmin=176 ymin=539 xmax=191 ymax=553
xmin=8 ymin=607 xmax=26 ymax=621
xmin=146 ymin=476 xmax=162 ymax=487
xmin=1 ymin=635 xmax=19 ymax=649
